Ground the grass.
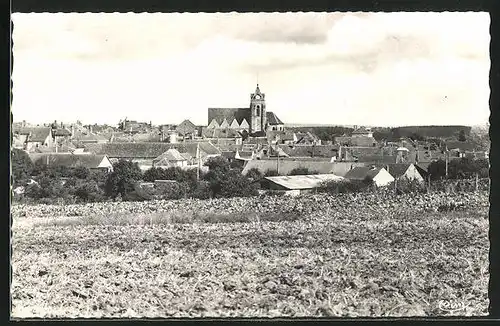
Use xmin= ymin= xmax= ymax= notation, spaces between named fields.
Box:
xmin=29 ymin=211 xmax=302 ymax=227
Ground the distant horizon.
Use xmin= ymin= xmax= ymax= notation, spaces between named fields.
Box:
xmin=12 ymin=117 xmax=488 ymax=130
xmin=11 ymin=12 xmax=490 ymax=127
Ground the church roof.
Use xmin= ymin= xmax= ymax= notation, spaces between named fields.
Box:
xmin=266 ymin=111 xmax=284 ymax=125
xmin=208 ymin=108 xmax=250 ymax=125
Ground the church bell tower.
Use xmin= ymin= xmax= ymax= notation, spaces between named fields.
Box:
xmin=250 ymin=84 xmax=267 ymax=133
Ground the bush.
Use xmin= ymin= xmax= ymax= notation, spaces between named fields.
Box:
xmin=264 ymin=169 xmax=279 ymax=177
xmin=429 ymin=157 xmax=489 ymax=180
xmin=155 ymin=181 xmax=192 ymax=200
xmin=246 ymin=168 xmax=263 ymax=181
xmin=392 ymin=178 xmax=427 ymax=194
xmin=11 ymin=148 xmax=34 ymax=186
xmin=74 ymin=180 xmax=105 ymax=202
xmin=24 ymin=183 xmax=43 ymax=199
xmin=191 ymin=181 xmax=212 ymax=199
xmin=144 ymin=166 xmax=198 ymax=185
xmin=73 ymin=166 xmax=90 ymax=179
xmin=288 ymin=167 xmax=318 ymax=176
xmin=318 ymin=179 xmax=373 ymax=194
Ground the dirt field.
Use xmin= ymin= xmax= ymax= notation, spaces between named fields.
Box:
xmin=11 ymin=192 xmax=489 ymax=318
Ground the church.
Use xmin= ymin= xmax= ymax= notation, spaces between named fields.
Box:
xmin=207 ymin=84 xmax=285 ymax=135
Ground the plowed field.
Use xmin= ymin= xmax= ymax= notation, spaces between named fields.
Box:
xmin=11 ymin=192 xmax=489 ymax=318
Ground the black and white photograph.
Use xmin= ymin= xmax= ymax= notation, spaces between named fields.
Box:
xmin=10 ymin=11 xmax=491 ymax=318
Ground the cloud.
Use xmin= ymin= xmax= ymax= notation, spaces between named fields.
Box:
xmin=11 ymin=12 xmax=490 ymax=127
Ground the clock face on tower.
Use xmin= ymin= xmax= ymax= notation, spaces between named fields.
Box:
xmin=255 ymin=94 xmax=261 ymax=100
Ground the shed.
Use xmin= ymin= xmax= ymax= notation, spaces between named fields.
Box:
xmin=263 ymin=174 xmax=344 ymax=192
xmin=344 ymin=166 xmax=394 ymax=187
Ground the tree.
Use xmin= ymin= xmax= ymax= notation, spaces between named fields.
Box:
xmin=73 ymin=166 xmax=90 ymax=179
xmin=428 ymin=159 xmax=446 ymax=180
xmin=409 ymin=132 xmax=425 ymax=142
xmin=11 ymin=148 xmax=34 ymax=186
xmin=458 ymin=130 xmax=467 ymax=142
xmin=143 ymin=167 xmax=164 ymax=182
xmin=204 ymin=156 xmax=231 ymax=172
xmin=104 ymin=159 xmax=143 ymax=199
xmin=246 ymin=168 xmax=263 ymax=181
xmin=202 ymin=157 xmax=257 ymax=198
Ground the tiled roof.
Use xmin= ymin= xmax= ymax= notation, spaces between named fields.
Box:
xmin=83 ymin=142 xmax=220 ymax=159
xmin=208 ymin=108 xmax=250 ymax=125
xmin=279 ymin=144 xmax=339 ymax=158
xmin=153 ymin=149 xmax=187 ymax=164
xmin=201 ymin=128 xmax=242 ymax=139
xmin=265 ymin=174 xmax=345 ymax=190
xmin=356 ymin=155 xmax=397 ymax=164
xmin=74 ymin=131 xmax=109 ymax=142
xmin=29 ymin=153 xmax=108 ymax=169
xmin=176 ymin=120 xmax=197 ymax=135
xmin=266 ymin=111 xmax=284 ymax=125
xmin=445 ymin=141 xmax=479 ymax=152
xmin=250 ymin=131 xmax=267 ymax=137
xmin=238 ymin=151 xmax=254 ymax=158
xmin=385 ymin=163 xmax=412 ymax=179
xmin=15 ymin=127 xmax=52 ymax=142
xmin=352 ymin=127 xmax=371 ymax=134
xmin=222 ymin=151 xmax=236 ymax=160
xmin=344 ymin=166 xmax=383 ymax=180
xmin=53 ymin=128 xmax=72 ymax=137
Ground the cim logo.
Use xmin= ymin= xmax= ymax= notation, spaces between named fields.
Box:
xmin=438 ymin=300 xmax=469 ymax=313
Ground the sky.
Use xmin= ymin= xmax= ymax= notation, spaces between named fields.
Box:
xmin=11 ymin=12 xmax=490 ymax=127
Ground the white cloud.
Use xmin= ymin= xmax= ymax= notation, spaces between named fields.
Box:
xmin=11 ymin=12 xmax=490 ymax=127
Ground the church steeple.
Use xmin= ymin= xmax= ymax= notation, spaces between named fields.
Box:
xmin=255 ymin=83 xmax=261 ymax=95
xmin=250 ymin=84 xmax=267 ymax=133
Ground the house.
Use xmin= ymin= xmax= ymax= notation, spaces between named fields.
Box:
xmin=207 ymin=84 xmax=285 ymax=133
xmin=267 ymin=130 xmax=297 ymax=145
xmin=83 ymin=141 xmax=221 ymax=171
xmin=175 ymin=119 xmax=198 ymax=140
xmin=73 ymin=130 xmax=109 ymax=144
xmin=335 ymin=135 xmax=378 ymax=147
xmin=201 ymin=128 xmax=243 ymax=145
xmin=384 ymin=163 xmax=424 ymax=183
xmin=119 ymin=119 xmax=152 ymax=134
xmin=257 ymin=145 xmax=289 ymax=159
xmin=295 ymin=132 xmax=321 ymax=145
xmin=235 ymin=150 xmax=254 ymax=161
xmin=344 ymin=166 xmax=394 ymax=187
xmin=351 ymin=126 xmax=373 ymax=138
xmin=153 ymin=149 xmax=189 ymax=168
xmin=262 ymin=174 xmax=345 ymax=195
xmin=29 ymin=153 xmax=113 ymax=172
xmin=13 ymin=127 xmax=53 ymax=152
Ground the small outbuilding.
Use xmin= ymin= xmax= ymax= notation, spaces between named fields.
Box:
xmin=344 ymin=166 xmax=394 ymax=187
xmin=262 ymin=174 xmax=345 ymax=195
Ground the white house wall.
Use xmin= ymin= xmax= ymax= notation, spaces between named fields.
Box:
xmin=208 ymin=119 xmax=219 ymax=129
xmin=403 ymin=164 xmax=425 ymax=183
xmin=373 ymin=169 xmax=395 ymax=187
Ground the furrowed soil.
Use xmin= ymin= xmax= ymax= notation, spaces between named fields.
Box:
xmin=11 ymin=191 xmax=489 ymax=318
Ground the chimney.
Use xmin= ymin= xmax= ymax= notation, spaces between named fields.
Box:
xmin=90 ymin=125 xmax=93 ymax=134
xmin=22 ymin=120 xmax=26 ymax=127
